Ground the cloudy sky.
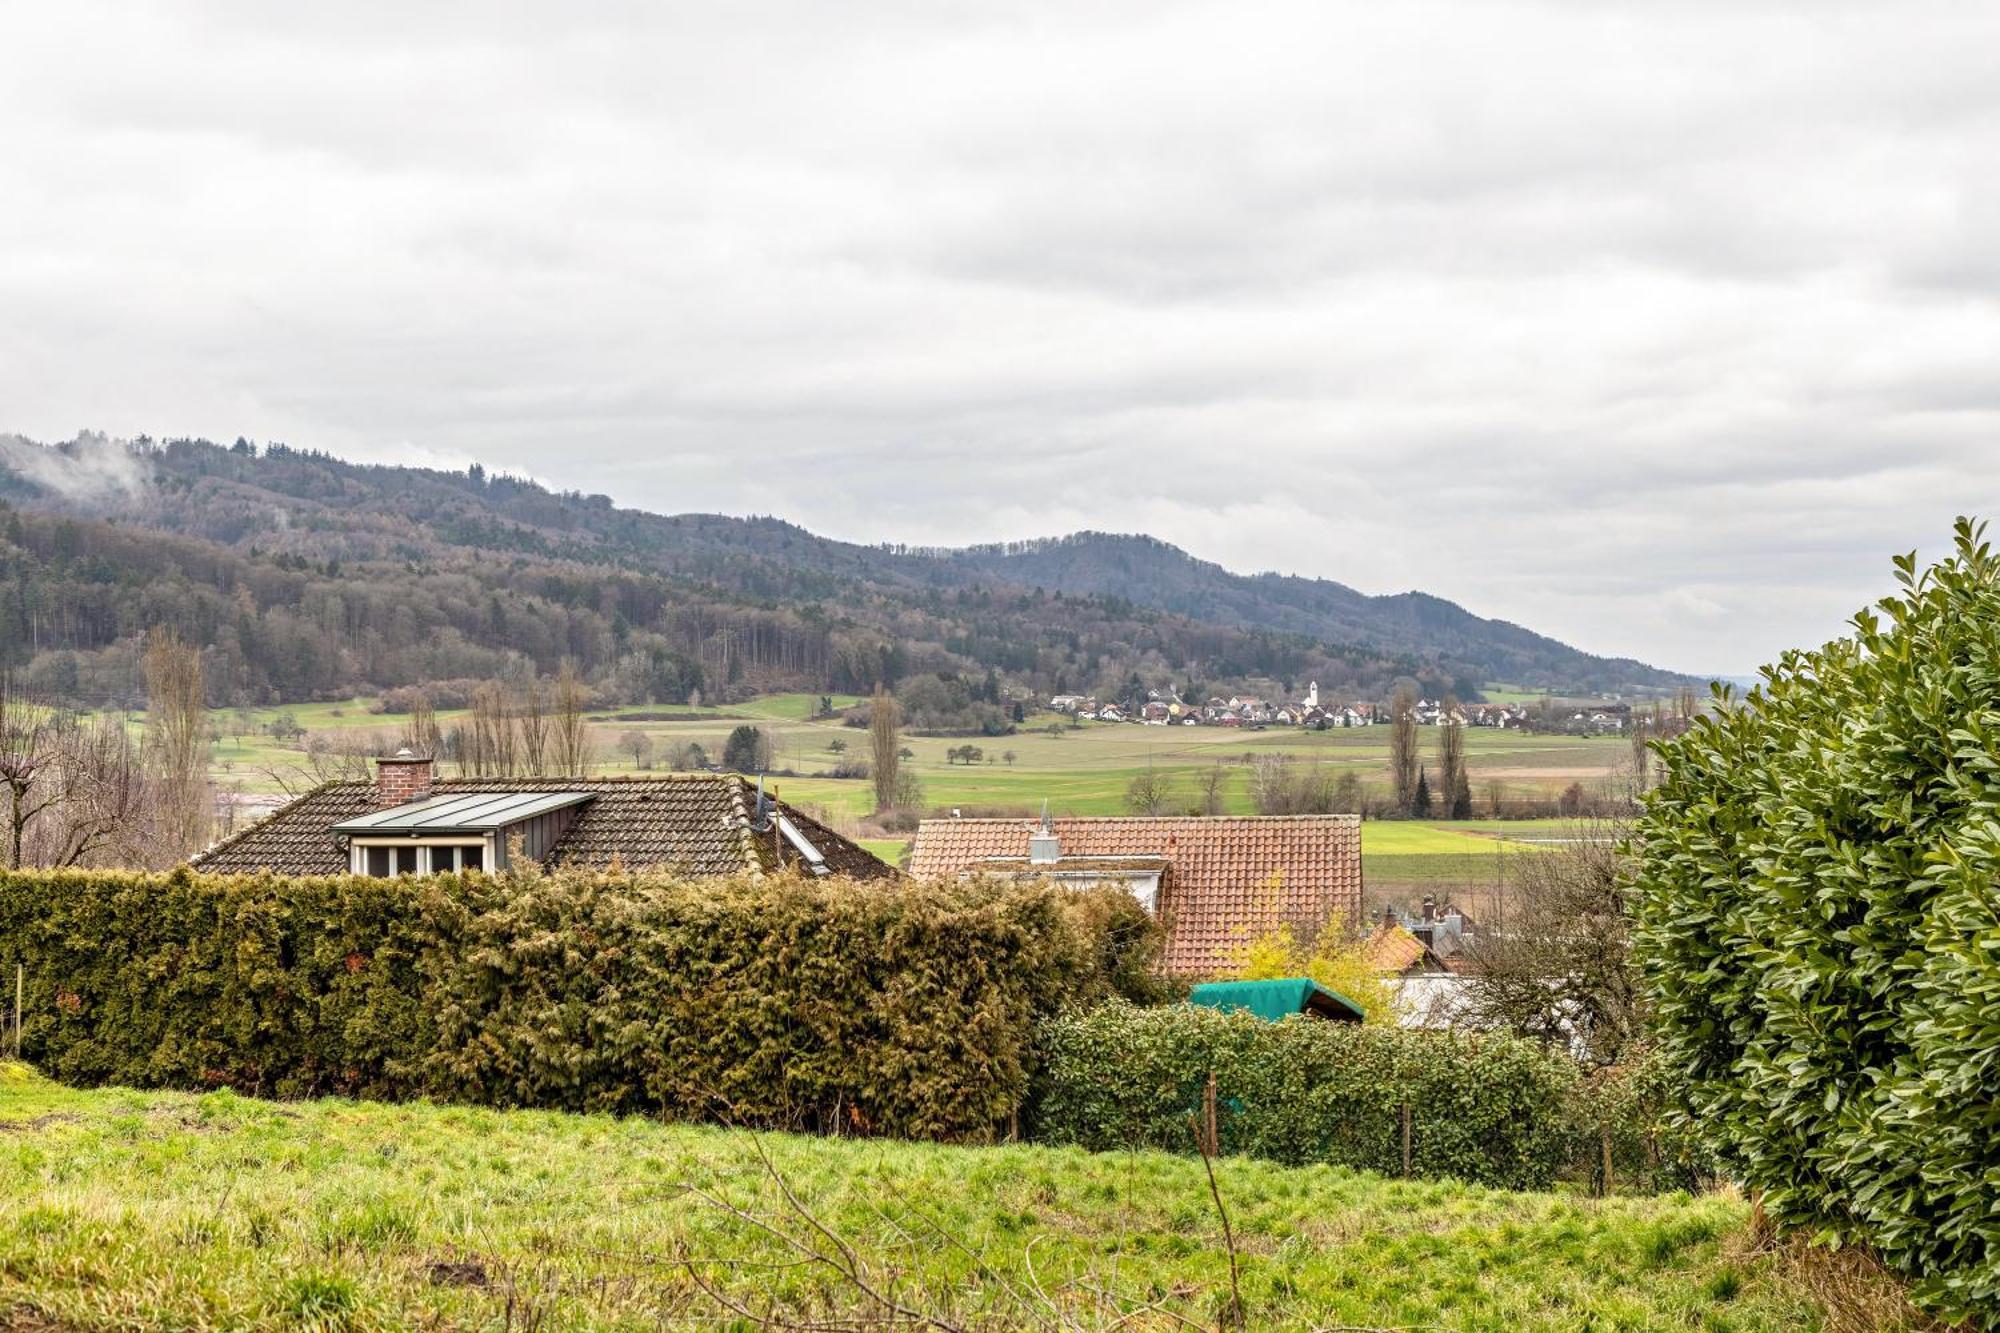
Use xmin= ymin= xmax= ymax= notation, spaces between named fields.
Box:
xmin=5 ymin=1 xmax=1998 ymax=676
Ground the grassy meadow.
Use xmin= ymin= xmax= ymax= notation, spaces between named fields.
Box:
xmin=189 ymin=695 xmax=1632 ymax=812
xmin=0 ymin=1063 xmax=1906 ymax=1331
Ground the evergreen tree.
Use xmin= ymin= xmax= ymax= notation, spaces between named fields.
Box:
xmin=1412 ymin=765 xmax=1433 ymax=818
xmin=722 ymin=724 xmax=770 ymax=773
xmin=1451 ymin=769 xmax=1474 ymax=819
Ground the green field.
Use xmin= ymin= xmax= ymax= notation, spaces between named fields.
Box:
xmin=197 ymin=696 xmax=1633 ymax=822
xmin=0 ymin=1065 xmax=1896 ymax=1330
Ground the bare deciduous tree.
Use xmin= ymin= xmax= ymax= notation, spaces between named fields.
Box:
xmin=1437 ymin=695 xmax=1471 ymax=818
xmin=868 ymin=685 xmax=900 ymax=813
xmin=1627 ymin=702 xmax=1658 ymax=797
xmin=618 ymin=728 xmax=654 ymax=770
xmin=0 ymin=675 xmax=70 ymax=870
xmin=517 ymin=678 xmax=551 ymax=774
xmin=1197 ymin=762 xmax=1228 ymax=816
xmin=1123 ymin=766 xmax=1174 ymax=816
xmin=551 ymin=662 xmax=593 ymax=776
xmin=37 ymin=716 xmax=155 ymax=868
xmin=1463 ymin=822 xmax=1639 ymax=1066
xmin=462 ymin=680 xmax=518 ymax=777
xmin=1389 ymin=686 xmax=1419 ymax=815
xmin=144 ymin=629 xmax=209 ymax=858
xmin=264 ymin=727 xmax=386 ymax=798
xmin=400 ymin=690 xmax=440 ymax=760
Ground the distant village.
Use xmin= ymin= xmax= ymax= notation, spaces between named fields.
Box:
xmin=1045 ymin=682 xmax=1634 ymax=736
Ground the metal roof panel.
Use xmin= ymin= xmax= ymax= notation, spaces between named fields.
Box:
xmin=331 ymin=790 xmax=593 ymax=834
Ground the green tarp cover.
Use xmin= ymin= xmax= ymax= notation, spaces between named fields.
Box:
xmin=1186 ymin=977 xmax=1366 ymax=1023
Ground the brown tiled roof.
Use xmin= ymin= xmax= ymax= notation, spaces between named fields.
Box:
xmin=909 ymin=815 xmax=1362 ymax=975
xmin=194 ymin=774 xmax=896 ymax=880
xmin=1363 ymin=924 xmax=1441 ymax=975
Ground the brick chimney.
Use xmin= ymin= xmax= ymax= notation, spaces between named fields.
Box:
xmin=374 ymin=747 xmax=434 ymax=809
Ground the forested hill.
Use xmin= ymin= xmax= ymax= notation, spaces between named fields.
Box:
xmin=930 ymin=534 xmax=1669 ymax=693
xmin=0 ymin=433 xmax=1695 ymax=706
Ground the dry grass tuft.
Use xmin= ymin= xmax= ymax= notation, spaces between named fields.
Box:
xmin=1736 ymin=1229 xmax=1956 ymax=1333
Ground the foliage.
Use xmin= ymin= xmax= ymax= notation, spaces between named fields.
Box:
xmin=1633 ymin=518 xmax=2000 ymax=1321
xmin=720 ymin=723 xmax=771 ymax=773
xmin=896 ymin=673 xmax=1015 ymax=736
xmin=0 ymin=1068 xmax=1856 ymax=1331
xmin=1569 ymin=1045 xmax=1722 ymax=1196
xmin=1233 ymin=909 xmax=1398 ymax=1024
xmin=1033 ymin=1001 xmax=1584 ymax=1190
xmin=0 ymin=867 xmax=1159 ymax=1142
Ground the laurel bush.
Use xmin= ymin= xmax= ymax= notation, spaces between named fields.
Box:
xmin=1633 ymin=518 xmax=2000 ymax=1321
xmin=0 ymin=867 xmax=1159 ymax=1142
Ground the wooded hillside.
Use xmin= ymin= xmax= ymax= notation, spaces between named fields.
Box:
xmin=0 ymin=433 xmax=1695 ymax=706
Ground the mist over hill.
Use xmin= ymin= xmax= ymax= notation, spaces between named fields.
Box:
xmin=0 ymin=433 xmax=1696 ymax=706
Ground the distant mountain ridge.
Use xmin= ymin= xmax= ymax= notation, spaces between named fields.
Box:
xmin=926 ymin=533 xmax=1676 ymax=692
xmin=0 ymin=433 xmax=1696 ymax=701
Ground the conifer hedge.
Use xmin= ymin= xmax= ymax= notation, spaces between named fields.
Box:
xmin=1033 ymin=1002 xmax=1583 ymax=1189
xmin=1633 ymin=519 xmax=2000 ymax=1321
xmin=0 ymin=867 xmax=1160 ymax=1141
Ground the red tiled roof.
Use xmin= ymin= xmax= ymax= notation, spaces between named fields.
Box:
xmin=194 ymin=774 xmax=896 ymax=881
xmin=1363 ymin=924 xmax=1437 ymax=975
xmin=909 ymin=815 xmax=1362 ymax=975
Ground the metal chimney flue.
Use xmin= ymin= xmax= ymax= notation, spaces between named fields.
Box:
xmin=1029 ymin=799 xmax=1060 ymax=864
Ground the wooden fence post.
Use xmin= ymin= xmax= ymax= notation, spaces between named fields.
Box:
xmin=1400 ymin=1100 xmax=1412 ymax=1178
xmin=1600 ymin=1126 xmax=1614 ymax=1197
xmin=1203 ymin=1071 xmax=1219 ymax=1159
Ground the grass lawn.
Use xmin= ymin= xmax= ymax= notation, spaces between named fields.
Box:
xmin=0 ymin=1064 xmax=1877 ymax=1331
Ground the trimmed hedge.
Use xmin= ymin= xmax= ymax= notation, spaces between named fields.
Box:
xmin=1032 ymin=1002 xmax=1583 ymax=1190
xmin=1633 ymin=519 xmax=2000 ymax=1322
xmin=0 ymin=866 xmax=1160 ymax=1141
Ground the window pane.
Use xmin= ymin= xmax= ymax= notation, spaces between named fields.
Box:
xmin=365 ymin=846 xmax=390 ymax=877
xmin=460 ymin=844 xmax=484 ymax=872
xmin=394 ymin=846 xmax=418 ymax=876
xmin=426 ymin=846 xmax=454 ymax=874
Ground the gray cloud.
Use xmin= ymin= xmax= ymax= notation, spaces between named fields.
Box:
xmin=3 ymin=0 xmax=1999 ymax=675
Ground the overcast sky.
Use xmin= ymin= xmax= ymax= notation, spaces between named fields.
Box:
xmin=5 ymin=2 xmax=1998 ymax=676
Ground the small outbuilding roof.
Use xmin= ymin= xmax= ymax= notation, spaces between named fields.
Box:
xmin=1187 ymin=977 xmax=1365 ymax=1023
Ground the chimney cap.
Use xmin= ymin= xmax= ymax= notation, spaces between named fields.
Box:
xmin=380 ymin=747 xmax=429 ymax=763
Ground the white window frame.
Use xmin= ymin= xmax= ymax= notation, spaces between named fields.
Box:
xmin=351 ymin=837 xmax=493 ymax=877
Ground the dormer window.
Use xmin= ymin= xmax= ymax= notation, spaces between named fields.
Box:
xmin=357 ymin=842 xmax=486 ymax=876
xmin=333 ymin=790 xmax=593 ymax=876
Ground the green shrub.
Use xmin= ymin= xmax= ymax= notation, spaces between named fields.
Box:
xmin=1569 ymin=1046 xmax=1720 ymax=1195
xmin=0 ymin=867 xmax=1159 ymax=1142
xmin=1633 ymin=518 xmax=2000 ymax=1321
xmin=1032 ymin=1001 xmax=1583 ymax=1190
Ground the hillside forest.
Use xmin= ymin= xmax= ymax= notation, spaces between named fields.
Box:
xmin=0 ymin=433 xmax=1694 ymax=714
